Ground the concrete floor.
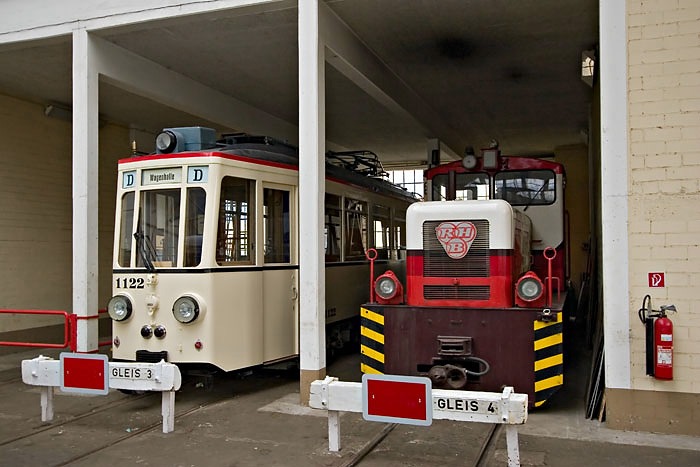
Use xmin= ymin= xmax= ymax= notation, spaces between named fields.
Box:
xmin=0 ymin=345 xmax=699 ymax=466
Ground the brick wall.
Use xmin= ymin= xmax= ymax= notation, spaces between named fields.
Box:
xmin=627 ymin=0 xmax=700 ymax=394
xmin=0 ymin=92 xmax=129 ymax=334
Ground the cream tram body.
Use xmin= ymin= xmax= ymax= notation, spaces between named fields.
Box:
xmin=111 ymin=149 xmax=413 ymax=371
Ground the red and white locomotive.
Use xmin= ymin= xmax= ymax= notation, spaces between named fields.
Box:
xmin=361 ymin=147 xmax=567 ymax=408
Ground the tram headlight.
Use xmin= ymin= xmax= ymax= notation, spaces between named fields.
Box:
xmin=516 ymin=273 xmax=544 ymax=302
xmin=107 ymin=295 xmax=132 ymax=321
xmin=172 ymin=296 xmax=200 ymax=323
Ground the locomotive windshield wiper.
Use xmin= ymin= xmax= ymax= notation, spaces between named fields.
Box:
xmin=134 ymin=231 xmax=156 ymax=272
xmin=523 ymin=182 xmax=546 ymax=212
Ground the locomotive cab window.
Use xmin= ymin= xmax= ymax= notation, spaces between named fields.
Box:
xmin=184 ymin=187 xmax=206 ymax=267
xmin=432 ymin=172 xmax=489 ymax=201
xmin=263 ymin=188 xmax=290 ymax=264
xmin=118 ymin=192 xmax=135 ymax=267
xmin=217 ymin=176 xmax=255 ymax=265
xmin=494 ymin=170 xmax=556 ymax=206
xmin=456 ymin=173 xmax=490 ymax=200
xmin=345 ymin=198 xmax=368 ymax=260
xmin=137 ymin=189 xmax=181 ymax=268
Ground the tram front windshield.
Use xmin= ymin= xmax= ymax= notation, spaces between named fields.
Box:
xmin=136 ymin=189 xmax=181 ymax=268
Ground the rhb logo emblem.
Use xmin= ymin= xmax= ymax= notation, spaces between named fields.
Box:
xmin=435 ymin=222 xmax=477 ymax=259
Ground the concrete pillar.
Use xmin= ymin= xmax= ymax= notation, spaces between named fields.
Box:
xmin=600 ymin=0 xmax=630 ymax=389
xmin=298 ymin=0 xmax=326 ymax=403
xmin=71 ymin=29 xmax=99 ymax=353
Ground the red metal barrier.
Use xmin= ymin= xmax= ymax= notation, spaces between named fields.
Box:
xmin=0 ymin=309 xmax=112 ymax=352
xmin=97 ymin=308 xmax=112 ymax=348
xmin=0 ymin=309 xmax=71 ymax=349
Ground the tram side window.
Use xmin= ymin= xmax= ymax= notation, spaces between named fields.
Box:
xmin=344 ymin=198 xmax=368 ymax=260
xmin=325 ymin=194 xmax=341 ymax=262
xmin=373 ymin=205 xmax=391 ymax=260
xmin=137 ymin=189 xmax=180 ymax=268
xmin=217 ymin=176 xmax=255 ymax=265
xmin=263 ymin=188 xmax=290 ymax=264
xmin=184 ymin=188 xmax=206 ymax=267
xmin=494 ymin=170 xmax=556 ymax=206
xmin=118 ymin=192 xmax=135 ymax=267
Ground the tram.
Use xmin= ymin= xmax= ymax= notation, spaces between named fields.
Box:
xmin=361 ymin=145 xmax=569 ymax=407
xmin=107 ymin=127 xmax=415 ymax=372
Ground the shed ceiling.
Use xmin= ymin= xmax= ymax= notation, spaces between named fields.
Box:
xmin=0 ymin=0 xmax=597 ymax=164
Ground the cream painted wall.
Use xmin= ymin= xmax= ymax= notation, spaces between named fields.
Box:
xmin=554 ymin=144 xmax=590 ymax=294
xmin=627 ymin=0 xmax=700 ymax=394
xmin=0 ymin=92 xmax=129 ymax=333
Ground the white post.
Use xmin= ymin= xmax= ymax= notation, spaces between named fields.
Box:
xmin=72 ymin=29 xmax=100 ymax=353
xmin=162 ymin=390 xmax=176 ymax=433
xmin=40 ymin=386 xmax=54 ymax=422
xmin=298 ymin=0 xmax=326 ymax=404
xmin=328 ymin=410 xmax=341 ymax=452
xmin=505 ymin=425 xmax=520 ymax=467
xmin=600 ymin=0 xmax=630 ymax=391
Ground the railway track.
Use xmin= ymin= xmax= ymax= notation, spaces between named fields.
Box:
xmin=0 ymin=376 xmax=21 ymax=388
xmin=0 ymin=378 xmax=233 ymax=467
xmin=0 ymin=369 xmax=277 ymax=466
xmin=341 ymin=422 xmax=502 ymax=467
xmin=0 ymin=392 xmax=154 ymax=447
xmin=52 ymin=394 xmax=233 ymax=467
xmin=0 ymin=361 xmax=510 ymax=466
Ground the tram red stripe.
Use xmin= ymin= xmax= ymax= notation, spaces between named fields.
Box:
xmin=119 ymin=152 xmax=299 ymax=171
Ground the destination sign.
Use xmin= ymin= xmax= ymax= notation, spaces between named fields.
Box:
xmin=142 ymin=167 xmax=182 ymax=186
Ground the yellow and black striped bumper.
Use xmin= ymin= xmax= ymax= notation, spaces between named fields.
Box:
xmin=360 ymin=307 xmax=385 ymax=374
xmin=533 ymin=312 xmax=564 ymax=407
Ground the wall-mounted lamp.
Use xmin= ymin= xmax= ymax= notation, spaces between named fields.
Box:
xmin=581 ymin=50 xmax=596 ymax=87
xmin=44 ymin=103 xmax=73 ymax=122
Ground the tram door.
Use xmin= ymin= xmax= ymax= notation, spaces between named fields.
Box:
xmin=262 ymin=184 xmax=297 ymax=362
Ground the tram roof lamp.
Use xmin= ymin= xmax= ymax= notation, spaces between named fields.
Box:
xmin=156 ymin=130 xmax=177 ymax=153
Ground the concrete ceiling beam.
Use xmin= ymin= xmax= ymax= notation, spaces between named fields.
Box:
xmin=0 ymin=0 xmax=291 ymax=46
xmin=320 ymin=3 xmax=463 ymax=160
xmin=90 ymin=34 xmax=299 ymax=142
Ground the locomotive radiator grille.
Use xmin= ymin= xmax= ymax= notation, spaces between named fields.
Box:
xmin=422 ymin=220 xmax=490 ymax=277
xmin=360 ymin=307 xmax=385 ymax=375
xmin=533 ymin=312 xmax=564 ymax=407
xmin=423 ymin=285 xmax=491 ymax=301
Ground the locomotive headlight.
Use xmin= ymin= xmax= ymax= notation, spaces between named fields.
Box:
xmin=172 ymin=296 xmax=200 ymax=323
xmin=375 ymin=276 xmax=398 ymax=300
xmin=517 ymin=276 xmax=543 ymax=301
xmin=107 ymin=295 xmax=132 ymax=321
xmin=155 ymin=130 xmax=177 ymax=154
xmin=373 ymin=270 xmax=403 ymax=305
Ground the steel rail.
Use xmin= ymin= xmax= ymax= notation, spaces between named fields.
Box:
xmin=51 ymin=395 xmax=233 ymax=467
xmin=0 ymin=392 xmax=154 ymax=447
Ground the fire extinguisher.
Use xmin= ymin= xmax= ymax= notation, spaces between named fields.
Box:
xmin=638 ymin=295 xmax=677 ymax=380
